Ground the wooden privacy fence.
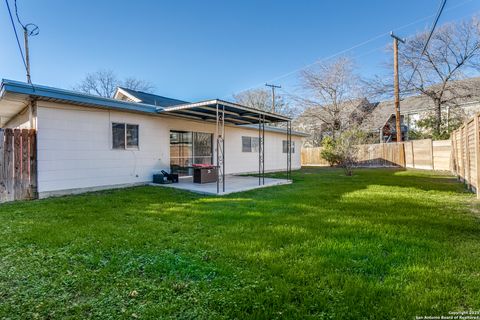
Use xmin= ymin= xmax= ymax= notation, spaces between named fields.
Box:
xmin=301 ymin=138 xmax=452 ymax=171
xmin=355 ymin=143 xmax=405 ymax=167
xmin=0 ymin=129 xmax=37 ymax=202
xmin=451 ymin=114 xmax=480 ymax=197
xmin=403 ymin=139 xmax=451 ymax=171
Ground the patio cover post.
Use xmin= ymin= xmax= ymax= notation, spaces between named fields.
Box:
xmin=286 ymin=120 xmax=292 ymax=181
xmin=216 ymin=103 xmax=225 ymax=194
xmin=262 ymin=114 xmax=265 ymax=185
xmin=258 ymin=114 xmax=265 ymax=185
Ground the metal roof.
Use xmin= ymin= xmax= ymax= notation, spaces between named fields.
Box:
xmin=1 ymin=79 xmax=301 ymax=134
xmin=1 ymin=79 xmax=159 ymax=114
xmin=161 ymin=99 xmax=291 ymax=124
xmin=117 ymin=87 xmax=188 ymax=108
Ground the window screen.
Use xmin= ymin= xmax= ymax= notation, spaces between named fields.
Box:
xmin=251 ymin=137 xmax=260 ymax=152
xmin=242 ymin=136 xmax=262 ymax=152
xmin=126 ymin=124 xmax=139 ymax=148
xmin=283 ymin=140 xmax=295 ymax=153
xmin=242 ymin=136 xmax=252 ymax=152
xmin=112 ymin=123 xmax=125 ymax=149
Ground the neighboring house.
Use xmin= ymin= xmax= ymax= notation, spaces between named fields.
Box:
xmin=0 ymin=79 xmax=306 ymax=198
xmin=362 ymin=77 xmax=480 ymax=142
xmin=297 ymin=77 xmax=480 ymax=144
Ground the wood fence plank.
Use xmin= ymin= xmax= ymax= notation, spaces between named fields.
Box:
xmin=21 ymin=130 xmax=29 ymax=200
xmin=411 ymin=141 xmax=415 ymax=168
xmin=13 ymin=129 xmax=21 ymax=200
xmin=430 ymin=139 xmax=434 ymax=170
xmin=29 ymin=129 xmax=37 ymax=199
xmin=466 ymin=126 xmax=470 ymax=183
xmin=475 ymin=115 xmax=480 ymax=198
xmin=461 ymin=126 xmax=466 ymax=182
xmin=4 ymin=129 xmax=14 ymax=202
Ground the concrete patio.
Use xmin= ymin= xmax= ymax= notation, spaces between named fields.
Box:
xmin=151 ymin=175 xmax=291 ymax=195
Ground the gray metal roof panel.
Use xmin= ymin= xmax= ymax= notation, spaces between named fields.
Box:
xmin=118 ymin=87 xmax=188 ymax=108
xmin=1 ymin=79 xmax=159 ymax=114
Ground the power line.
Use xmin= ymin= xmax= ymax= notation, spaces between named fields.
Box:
xmin=14 ymin=0 xmax=25 ymax=28
xmin=227 ymin=0 xmax=470 ymax=98
xmin=5 ymin=0 xmax=39 ymax=85
xmin=4 ymin=0 xmax=28 ymax=72
xmin=404 ymin=0 xmax=448 ymax=89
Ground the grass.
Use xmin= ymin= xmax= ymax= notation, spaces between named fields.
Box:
xmin=0 ymin=167 xmax=479 ymax=319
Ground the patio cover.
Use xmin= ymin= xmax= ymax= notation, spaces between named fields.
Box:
xmin=159 ymin=99 xmax=291 ymax=124
xmin=160 ymin=99 xmax=293 ymax=194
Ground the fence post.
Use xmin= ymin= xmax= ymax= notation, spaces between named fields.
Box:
xmin=21 ymin=130 xmax=29 ymax=200
xmin=475 ymin=115 xmax=480 ymax=198
xmin=430 ymin=139 xmax=435 ymax=170
xmin=28 ymin=129 xmax=37 ymax=199
xmin=450 ymin=134 xmax=455 ymax=174
xmin=461 ymin=126 xmax=466 ymax=183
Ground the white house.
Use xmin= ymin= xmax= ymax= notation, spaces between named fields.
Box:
xmin=0 ymin=79 xmax=306 ymax=198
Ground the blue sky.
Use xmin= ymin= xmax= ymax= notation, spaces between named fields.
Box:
xmin=1 ymin=0 xmax=479 ymax=101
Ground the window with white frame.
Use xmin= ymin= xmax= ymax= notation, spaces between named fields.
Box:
xmin=282 ymin=140 xmax=295 ymax=153
xmin=112 ymin=123 xmax=139 ymax=149
xmin=242 ymin=136 xmax=260 ymax=152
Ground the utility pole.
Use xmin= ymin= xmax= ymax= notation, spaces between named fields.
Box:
xmin=21 ymin=24 xmax=39 ymax=84
xmin=391 ymin=32 xmax=405 ymax=142
xmin=265 ymin=83 xmax=281 ymax=113
xmin=23 ymin=28 xmax=31 ymax=84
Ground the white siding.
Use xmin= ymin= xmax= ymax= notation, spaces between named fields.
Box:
xmin=5 ymin=108 xmax=32 ymax=129
xmin=37 ymin=102 xmax=302 ymax=194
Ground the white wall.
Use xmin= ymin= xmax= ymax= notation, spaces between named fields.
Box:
xmin=36 ymin=102 xmax=302 ymax=195
xmin=4 ymin=107 xmax=32 ymax=129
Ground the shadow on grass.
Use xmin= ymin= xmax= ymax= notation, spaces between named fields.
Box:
xmin=0 ymin=167 xmax=478 ymax=319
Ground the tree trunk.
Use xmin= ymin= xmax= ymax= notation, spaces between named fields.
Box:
xmin=434 ymin=99 xmax=442 ymax=137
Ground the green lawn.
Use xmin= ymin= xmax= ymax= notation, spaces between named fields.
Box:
xmin=1 ymin=168 xmax=479 ymax=319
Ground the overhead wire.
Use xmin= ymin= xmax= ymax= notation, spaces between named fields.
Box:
xmin=14 ymin=0 xmax=26 ymax=28
xmin=4 ymin=0 xmax=28 ymax=72
xmin=227 ymin=0 xmax=471 ymax=98
xmin=404 ymin=0 xmax=448 ymax=89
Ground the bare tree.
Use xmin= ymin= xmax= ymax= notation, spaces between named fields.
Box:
xmin=369 ymin=16 xmax=480 ymax=138
xmin=74 ymin=70 xmax=154 ymax=98
xmin=404 ymin=17 xmax=480 ymax=136
xmin=296 ymin=56 xmax=366 ymax=140
xmin=233 ymin=88 xmax=295 ymax=117
xmin=122 ymin=77 xmax=154 ymax=93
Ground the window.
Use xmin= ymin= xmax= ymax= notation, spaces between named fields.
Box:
xmin=112 ymin=123 xmax=125 ymax=149
xmin=242 ymin=136 xmax=260 ymax=152
xmin=242 ymin=136 xmax=251 ymax=152
xmin=126 ymin=124 xmax=139 ymax=148
xmin=112 ymin=123 xmax=139 ymax=149
xmin=170 ymin=131 xmax=213 ymax=176
xmin=283 ymin=140 xmax=295 ymax=153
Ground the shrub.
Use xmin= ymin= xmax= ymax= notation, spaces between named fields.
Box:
xmin=320 ymin=128 xmax=367 ymax=176
xmin=320 ymin=136 xmax=341 ymax=166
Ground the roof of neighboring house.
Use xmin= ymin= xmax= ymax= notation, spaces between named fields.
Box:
xmin=360 ymin=96 xmax=429 ymax=132
xmin=115 ymin=87 xmax=188 ymax=108
xmin=361 ymin=77 xmax=480 ymax=132
xmin=0 ymin=79 xmax=307 ymax=137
